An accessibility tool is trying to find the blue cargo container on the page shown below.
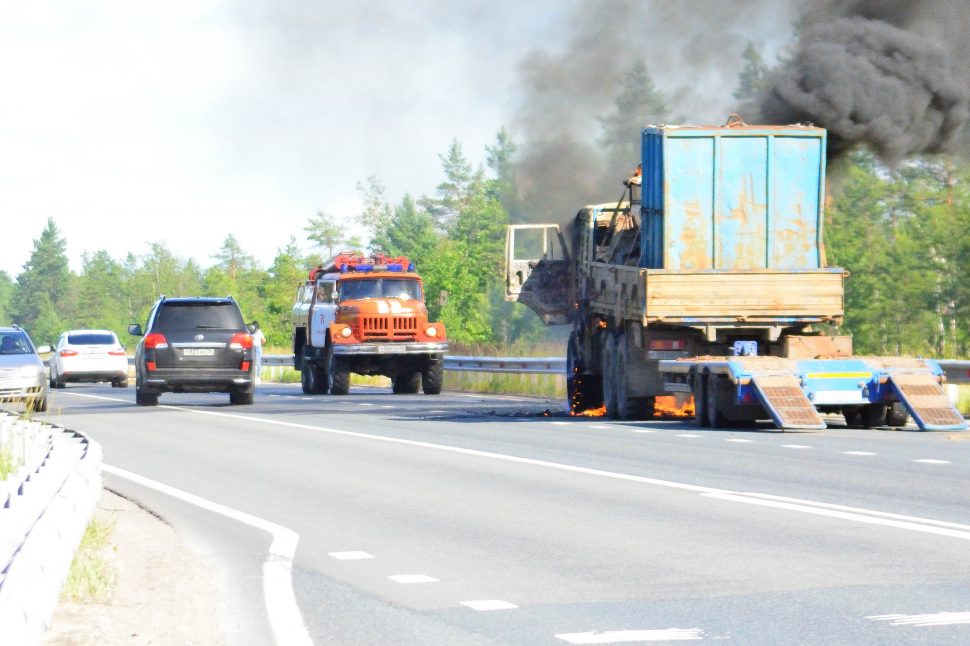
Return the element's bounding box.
[640,124,827,271]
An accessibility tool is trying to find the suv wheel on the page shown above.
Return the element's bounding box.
[229,389,254,405]
[136,385,159,406]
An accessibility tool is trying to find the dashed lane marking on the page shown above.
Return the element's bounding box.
[388,574,439,584]
[676,434,702,438]
[914,459,951,464]
[726,439,754,443]
[588,425,611,430]
[868,611,970,627]
[556,628,705,643]
[69,392,970,544]
[782,444,812,449]
[843,451,877,456]
[328,551,375,560]
[461,600,519,611]
[630,429,656,434]
[102,465,312,646]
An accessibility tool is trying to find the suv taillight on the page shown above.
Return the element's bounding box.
[229,332,253,350]
[145,333,169,349]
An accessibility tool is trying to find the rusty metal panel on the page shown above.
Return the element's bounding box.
[641,124,826,272]
[641,268,844,324]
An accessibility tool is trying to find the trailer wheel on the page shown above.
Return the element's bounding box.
[327,346,350,395]
[602,335,619,419]
[862,403,887,428]
[886,401,908,427]
[843,407,864,428]
[705,375,729,428]
[693,372,709,428]
[421,359,443,395]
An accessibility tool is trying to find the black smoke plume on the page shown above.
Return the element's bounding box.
[758,1,970,161]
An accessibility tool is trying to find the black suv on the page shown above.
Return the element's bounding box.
[128,297,255,406]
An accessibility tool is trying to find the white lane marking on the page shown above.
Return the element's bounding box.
[550,421,570,425]
[101,465,312,646]
[556,628,705,643]
[843,451,877,456]
[676,434,701,438]
[914,459,951,464]
[630,429,656,434]
[461,600,518,611]
[379,405,394,409]
[702,491,970,540]
[358,403,375,407]
[69,393,970,543]
[782,444,812,449]
[588,425,611,430]
[868,611,970,627]
[726,439,754,443]
[388,574,438,583]
[328,551,374,560]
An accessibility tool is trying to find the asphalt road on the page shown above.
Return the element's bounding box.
[39,383,970,645]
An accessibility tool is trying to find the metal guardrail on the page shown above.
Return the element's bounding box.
[940,360,970,385]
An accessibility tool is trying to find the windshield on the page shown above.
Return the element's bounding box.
[0,331,32,355]
[338,278,422,302]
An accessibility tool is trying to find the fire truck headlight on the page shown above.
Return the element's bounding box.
[340,326,353,338]
[425,325,438,337]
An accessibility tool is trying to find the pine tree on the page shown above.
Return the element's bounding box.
[13,218,74,342]
[599,60,669,163]
[733,42,769,101]
[305,211,344,258]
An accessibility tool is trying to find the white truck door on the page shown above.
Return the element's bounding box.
[309,280,337,348]
[504,224,571,325]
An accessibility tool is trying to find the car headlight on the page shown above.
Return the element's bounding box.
[425,326,437,337]
[340,326,353,338]
[19,364,44,378]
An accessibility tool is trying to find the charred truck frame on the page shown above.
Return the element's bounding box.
[505,117,966,431]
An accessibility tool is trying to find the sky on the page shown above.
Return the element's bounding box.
[0,0,793,278]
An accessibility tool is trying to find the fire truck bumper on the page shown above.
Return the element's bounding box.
[331,342,448,356]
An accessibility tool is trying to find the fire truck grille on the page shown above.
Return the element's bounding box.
[360,316,417,340]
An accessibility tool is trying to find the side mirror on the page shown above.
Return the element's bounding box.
[128,323,143,336]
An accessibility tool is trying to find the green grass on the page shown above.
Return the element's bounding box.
[0,449,15,480]
[61,517,117,603]
[958,385,970,416]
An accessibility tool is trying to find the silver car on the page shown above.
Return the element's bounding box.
[0,326,50,412]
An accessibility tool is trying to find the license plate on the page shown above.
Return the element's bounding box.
[376,345,397,354]
[183,348,215,357]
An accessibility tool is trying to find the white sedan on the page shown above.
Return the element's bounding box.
[49,329,130,388]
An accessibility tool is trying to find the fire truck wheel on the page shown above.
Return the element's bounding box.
[886,401,908,427]
[327,348,350,395]
[301,361,327,394]
[393,371,421,394]
[601,335,618,418]
[421,359,443,395]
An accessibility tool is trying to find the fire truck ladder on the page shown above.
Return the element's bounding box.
[750,373,827,430]
[887,373,968,431]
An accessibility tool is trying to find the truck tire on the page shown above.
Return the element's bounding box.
[421,359,444,395]
[886,401,908,427]
[327,347,350,395]
[301,360,328,395]
[616,336,650,420]
[393,371,421,394]
[843,407,863,427]
[566,331,603,413]
[602,335,619,419]
[693,372,709,428]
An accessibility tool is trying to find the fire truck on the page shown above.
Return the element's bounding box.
[292,252,447,395]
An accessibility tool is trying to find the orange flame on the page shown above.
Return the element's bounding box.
[653,394,695,418]
[572,405,607,417]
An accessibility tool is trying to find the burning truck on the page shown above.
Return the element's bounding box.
[505,117,966,431]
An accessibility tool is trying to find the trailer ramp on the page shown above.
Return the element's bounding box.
[751,373,827,430]
[888,373,967,431]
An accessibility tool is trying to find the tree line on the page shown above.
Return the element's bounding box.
[1,50,967,358]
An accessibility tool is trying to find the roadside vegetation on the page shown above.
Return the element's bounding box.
[0,54,966,374]
[61,517,116,603]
